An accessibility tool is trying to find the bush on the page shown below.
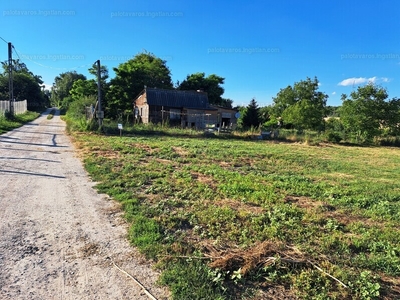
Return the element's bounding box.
[325,131,342,143]
[64,95,100,132]
[66,95,96,120]
[375,136,400,147]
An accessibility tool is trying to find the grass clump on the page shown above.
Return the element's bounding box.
[0,111,40,134]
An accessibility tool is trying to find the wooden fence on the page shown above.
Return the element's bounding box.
[0,100,27,116]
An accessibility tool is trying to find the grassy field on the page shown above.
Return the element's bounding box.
[0,111,40,134]
[72,129,400,299]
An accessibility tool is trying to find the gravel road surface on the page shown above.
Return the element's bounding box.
[0,109,170,299]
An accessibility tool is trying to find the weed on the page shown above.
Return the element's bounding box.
[159,259,227,300]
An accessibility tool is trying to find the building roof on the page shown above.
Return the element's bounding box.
[135,88,216,110]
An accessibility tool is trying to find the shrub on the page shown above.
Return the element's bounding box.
[325,131,342,143]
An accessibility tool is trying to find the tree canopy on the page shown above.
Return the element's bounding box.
[177,72,232,107]
[69,79,97,102]
[339,84,400,141]
[271,77,327,130]
[107,52,173,118]
[0,59,48,110]
[68,64,109,99]
[52,71,87,109]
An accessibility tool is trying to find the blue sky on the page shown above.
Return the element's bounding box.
[1,0,399,107]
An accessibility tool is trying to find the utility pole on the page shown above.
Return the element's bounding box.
[96,60,103,126]
[8,42,14,116]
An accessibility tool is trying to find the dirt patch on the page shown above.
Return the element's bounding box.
[191,171,216,187]
[284,195,387,228]
[380,274,400,300]
[216,198,264,215]
[284,195,324,210]
[172,146,188,156]
[135,143,156,154]
[155,158,173,164]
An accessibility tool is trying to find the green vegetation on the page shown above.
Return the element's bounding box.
[0,59,49,110]
[270,77,327,131]
[177,72,232,107]
[0,111,39,134]
[72,127,400,299]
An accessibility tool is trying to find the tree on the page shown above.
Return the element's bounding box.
[69,79,97,102]
[107,51,173,119]
[177,72,232,107]
[67,65,109,113]
[0,59,48,110]
[52,71,86,109]
[2,59,31,74]
[241,99,261,129]
[384,98,400,135]
[259,106,272,124]
[325,105,340,117]
[339,83,399,141]
[271,77,327,130]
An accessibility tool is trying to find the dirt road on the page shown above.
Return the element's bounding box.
[0,110,170,299]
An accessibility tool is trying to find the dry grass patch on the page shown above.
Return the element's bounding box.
[216,198,265,215]
[172,146,189,156]
[206,240,306,276]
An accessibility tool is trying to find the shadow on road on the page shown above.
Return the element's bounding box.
[0,169,66,179]
[0,157,61,164]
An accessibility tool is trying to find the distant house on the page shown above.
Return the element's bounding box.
[133,88,217,129]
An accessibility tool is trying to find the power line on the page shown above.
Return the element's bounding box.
[0,36,8,44]
[12,46,21,61]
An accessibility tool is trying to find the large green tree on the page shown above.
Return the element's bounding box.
[0,59,48,110]
[177,72,232,107]
[52,71,86,109]
[69,79,97,102]
[339,84,400,141]
[107,52,173,119]
[271,77,327,130]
